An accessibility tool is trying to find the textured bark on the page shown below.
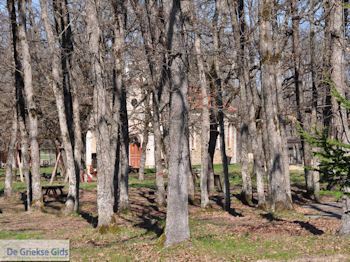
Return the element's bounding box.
[5,110,17,198]
[329,0,350,144]
[18,0,42,209]
[163,0,190,247]
[86,0,114,226]
[271,6,292,201]
[132,0,165,204]
[227,0,253,205]
[7,0,29,205]
[112,0,129,211]
[40,0,78,213]
[309,0,320,201]
[338,195,350,235]
[290,0,313,196]
[212,0,230,211]
[153,92,166,206]
[259,0,292,211]
[182,0,210,208]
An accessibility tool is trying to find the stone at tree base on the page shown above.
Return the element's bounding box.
[337,195,350,236]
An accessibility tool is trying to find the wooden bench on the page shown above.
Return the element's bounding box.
[42,185,65,202]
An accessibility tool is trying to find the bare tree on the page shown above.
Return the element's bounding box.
[18,0,42,209]
[163,0,190,247]
[86,0,115,227]
[258,0,292,211]
[40,0,78,213]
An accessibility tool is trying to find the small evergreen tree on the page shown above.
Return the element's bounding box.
[299,81,350,235]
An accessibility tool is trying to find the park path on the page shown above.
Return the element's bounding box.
[303,202,342,219]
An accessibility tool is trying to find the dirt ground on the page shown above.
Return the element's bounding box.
[0,173,349,261]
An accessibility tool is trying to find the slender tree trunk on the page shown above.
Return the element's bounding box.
[112,0,129,211]
[212,0,230,211]
[309,0,320,201]
[86,0,115,227]
[18,0,42,209]
[290,0,313,197]
[139,118,149,181]
[153,92,166,206]
[227,0,253,205]
[163,0,190,247]
[258,0,292,211]
[5,110,17,198]
[182,0,210,208]
[208,112,218,192]
[40,0,77,213]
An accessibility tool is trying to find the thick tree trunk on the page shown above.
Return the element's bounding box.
[338,195,350,235]
[163,0,190,247]
[259,0,292,212]
[18,0,42,209]
[330,0,350,144]
[86,0,115,227]
[40,0,78,213]
[5,110,17,198]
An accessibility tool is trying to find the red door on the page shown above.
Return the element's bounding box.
[129,137,141,168]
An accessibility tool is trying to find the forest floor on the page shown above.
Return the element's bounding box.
[0,165,350,261]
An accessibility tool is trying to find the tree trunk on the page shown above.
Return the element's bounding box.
[182,0,210,208]
[338,195,350,235]
[86,0,115,227]
[18,0,42,209]
[208,112,218,193]
[212,0,230,211]
[112,0,129,211]
[258,0,292,212]
[5,110,17,198]
[227,0,254,205]
[330,0,350,144]
[153,92,166,206]
[290,0,313,197]
[163,0,190,247]
[40,0,78,213]
[139,118,149,181]
[309,0,320,202]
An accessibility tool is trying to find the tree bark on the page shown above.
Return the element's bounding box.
[309,0,320,202]
[86,0,115,227]
[18,0,42,209]
[112,0,129,211]
[290,0,313,197]
[182,0,210,208]
[212,0,230,211]
[163,0,190,247]
[40,0,78,213]
[5,110,17,198]
[258,0,292,211]
[330,0,350,144]
[337,195,350,235]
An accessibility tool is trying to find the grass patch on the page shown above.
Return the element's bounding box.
[0,231,43,240]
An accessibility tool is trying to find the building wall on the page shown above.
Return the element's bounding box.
[189,122,237,166]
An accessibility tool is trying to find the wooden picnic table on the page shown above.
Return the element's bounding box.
[42,185,65,201]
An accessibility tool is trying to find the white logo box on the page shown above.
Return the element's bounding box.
[0,240,69,261]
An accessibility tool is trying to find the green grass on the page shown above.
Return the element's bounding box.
[0,231,44,240]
